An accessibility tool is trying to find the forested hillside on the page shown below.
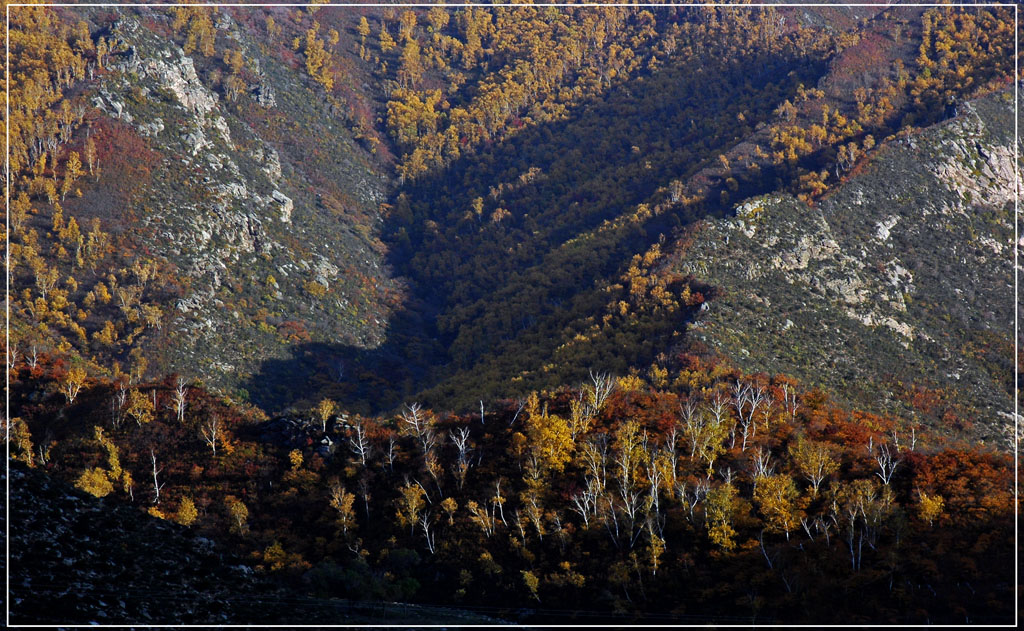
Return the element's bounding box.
[8,352,1015,623]
[5,2,400,399]
[4,2,1019,625]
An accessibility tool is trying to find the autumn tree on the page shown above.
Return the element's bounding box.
[226,496,249,533]
[395,481,426,535]
[917,491,943,526]
[427,7,450,33]
[96,37,108,69]
[398,10,417,42]
[303,22,334,90]
[753,474,801,540]
[174,6,216,57]
[61,363,87,404]
[357,16,371,45]
[705,482,738,550]
[76,467,114,497]
[10,192,31,233]
[645,521,666,576]
[398,40,423,88]
[789,436,838,496]
[126,389,154,425]
[177,497,198,526]
[315,398,336,432]
[329,480,357,536]
[379,22,396,53]
[82,136,97,177]
[441,496,458,524]
[8,417,34,466]
[521,391,573,475]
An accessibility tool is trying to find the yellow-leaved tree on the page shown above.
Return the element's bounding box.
[705,482,739,551]
[226,496,249,533]
[788,435,838,496]
[315,398,336,431]
[918,491,944,527]
[61,363,87,404]
[329,480,357,536]
[395,482,426,535]
[754,474,802,540]
[521,391,574,475]
[76,467,114,497]
[177,497,198,526]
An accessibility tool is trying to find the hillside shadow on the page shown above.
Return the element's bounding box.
[244,40,831,416]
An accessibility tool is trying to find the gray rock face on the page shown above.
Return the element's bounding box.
[932,103,1018,209]
[136,52,218,120]
[253,145,282,183]
[94,89,131,122]
[253,80,277,108]
[271,190,293,223]
[874,216,898,241]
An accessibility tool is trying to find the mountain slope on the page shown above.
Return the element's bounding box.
[677,90,1018,444]
[7,5,399,402]
[7,4,1014,419]
[97,10,401,387]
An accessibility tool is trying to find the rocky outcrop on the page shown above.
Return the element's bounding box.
[252,78,277,108]
[271,190,293,222]
[138,53,218,119]
[931,102,1017,210]
[256,416,339,458]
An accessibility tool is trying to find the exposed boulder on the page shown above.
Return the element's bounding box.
[271,190,293,223]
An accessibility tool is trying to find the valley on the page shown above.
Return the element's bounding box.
[4,2,1019,625]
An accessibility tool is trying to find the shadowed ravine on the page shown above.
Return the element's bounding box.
[245,42,830,415]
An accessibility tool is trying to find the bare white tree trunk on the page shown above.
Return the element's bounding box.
[172,377,188,424]
[111,383,128,429]
[150,449,164,505]
[200,415,221,456]
[419,511,436,554]
[874,442,901,485]
[349,420,372,466]
[751,446,774,484]
[587,369,616,413]
[7,344,19,371]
